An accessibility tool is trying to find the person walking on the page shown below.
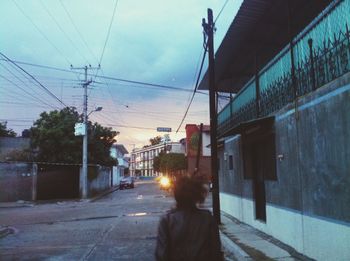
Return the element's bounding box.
[155,175,223,261]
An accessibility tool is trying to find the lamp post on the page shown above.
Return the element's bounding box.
[81,106,103,199]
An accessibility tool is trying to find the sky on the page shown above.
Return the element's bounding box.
[0,0,242,152]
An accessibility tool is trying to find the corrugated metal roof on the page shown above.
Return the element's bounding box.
[198,0,332,92]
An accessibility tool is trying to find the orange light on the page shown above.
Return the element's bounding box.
[160,176,170,188]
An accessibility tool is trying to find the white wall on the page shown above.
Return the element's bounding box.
[202,132,211,156]
[220,192,350,261]
[112,166,123,186]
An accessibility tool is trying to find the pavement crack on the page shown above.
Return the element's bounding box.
[82,224,115,261]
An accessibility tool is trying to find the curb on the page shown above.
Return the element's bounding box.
[0,202,34,208]
[88,186,119,202]
[220,231,252,261]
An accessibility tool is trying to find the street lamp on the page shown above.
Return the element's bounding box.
[81,106,103,199]
[88,106,103,116]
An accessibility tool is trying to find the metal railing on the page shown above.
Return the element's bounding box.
[218,0,350,136]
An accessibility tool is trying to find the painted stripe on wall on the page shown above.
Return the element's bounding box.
[276,83,350,121]
[225,135,240,143]
[220,192,350,261]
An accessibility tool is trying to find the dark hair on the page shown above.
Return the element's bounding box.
[173,175,207,209]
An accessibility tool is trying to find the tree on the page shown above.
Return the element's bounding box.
[0,122,16,137]
[153,152,187,177]
[30,107,118,166]
[149,136,162,145]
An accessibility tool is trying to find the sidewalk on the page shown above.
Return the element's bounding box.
[219,212,310,261]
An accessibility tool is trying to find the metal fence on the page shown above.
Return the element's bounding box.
[218,0,350,136]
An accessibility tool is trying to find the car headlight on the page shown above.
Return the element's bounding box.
[160,177,170,187]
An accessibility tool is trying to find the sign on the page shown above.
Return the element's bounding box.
[157,127,172,132]
[74,123,86,136]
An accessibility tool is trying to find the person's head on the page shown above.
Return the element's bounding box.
[173,175,208,209]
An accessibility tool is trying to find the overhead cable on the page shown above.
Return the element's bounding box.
[175,45,208,133]
[0,52,68,107]
[13,0,72,65]
[0,59,205,94]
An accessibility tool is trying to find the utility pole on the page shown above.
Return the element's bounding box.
[71,65,99,199]
[203,8,221,224]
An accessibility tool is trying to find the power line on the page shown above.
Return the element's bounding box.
[39,0,90,64]
[175,45,208,133]
[99,0,119,66]
[0,101,49,108]
[0,59,205,94]
[214,0,230,24]
[0,74,59,109]
[0,63,56,105]
[175,0,231,133]
[0,52,68,107]
[12,0,72,66]
[59,0,99,63]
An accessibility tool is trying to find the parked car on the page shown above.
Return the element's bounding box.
[119,177,134,189]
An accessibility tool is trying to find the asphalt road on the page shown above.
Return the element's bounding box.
[0,181,178,260]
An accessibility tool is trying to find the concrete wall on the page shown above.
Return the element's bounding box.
[219,74,350,260]
[85,166,111,197]
[37,165,79,200]
[0,163,36,202]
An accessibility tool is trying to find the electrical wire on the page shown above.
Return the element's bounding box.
[59,0,99,63]
[175,0,232,133]
[175,45,208,133]
[0,59,204,94]
[0,52,68,107]
[39,0,90,64]
[0,74,59,109]
[12,0,72,66]
[0,63,54,105]
[99,0,119,67]
[214,0,230,24]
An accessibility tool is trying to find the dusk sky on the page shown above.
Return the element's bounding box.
[0,0,242,152]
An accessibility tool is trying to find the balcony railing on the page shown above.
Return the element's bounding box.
[218,0,350,137]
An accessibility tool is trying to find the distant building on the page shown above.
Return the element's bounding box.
[130,141,185,177]
[185,124,211,180]
[110,144,129,186]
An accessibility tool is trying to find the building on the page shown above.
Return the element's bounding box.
[199,0,350,260]
[130,141,185,177]
[185,124,211,179]
[110,144,129,186]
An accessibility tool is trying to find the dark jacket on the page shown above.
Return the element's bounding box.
[155,207,223,261]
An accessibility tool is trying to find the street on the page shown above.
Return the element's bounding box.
[0,181,186,260]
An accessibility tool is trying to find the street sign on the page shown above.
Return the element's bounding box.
[157,127,172,132]
[74,123,86,136]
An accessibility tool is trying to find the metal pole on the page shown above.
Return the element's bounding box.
[194,123,203,176]
[255,54,260,117]
[82,66,88,199]
[207,8,221,224]
[308,38,316,91]
[287,0,298,119]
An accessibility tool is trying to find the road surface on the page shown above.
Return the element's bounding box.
[0,180,216,260]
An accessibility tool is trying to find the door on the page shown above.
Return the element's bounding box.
[252,143,266,222]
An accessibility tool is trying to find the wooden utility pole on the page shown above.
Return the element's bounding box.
[203,8,221,224]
